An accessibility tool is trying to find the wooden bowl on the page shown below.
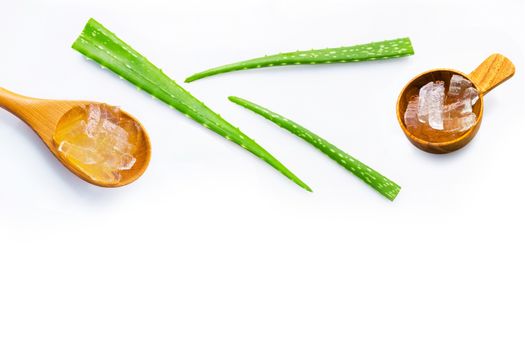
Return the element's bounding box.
[396,54,515,154]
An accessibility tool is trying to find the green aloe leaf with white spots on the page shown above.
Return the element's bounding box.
[72,18,311,192]
[185,38,414,82]
[228,96,401,201]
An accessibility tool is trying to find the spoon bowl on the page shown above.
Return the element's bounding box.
[0,88,151,187]
[396,54,515,154]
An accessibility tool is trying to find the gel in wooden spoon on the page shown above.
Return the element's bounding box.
[0,87,151,187]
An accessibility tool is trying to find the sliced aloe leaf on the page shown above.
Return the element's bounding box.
[229,96,401,201]
[186,38,414,82]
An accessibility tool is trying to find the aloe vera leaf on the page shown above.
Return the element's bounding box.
[228,96,401,201]
[185,38,414,82]
[72,18,311,192]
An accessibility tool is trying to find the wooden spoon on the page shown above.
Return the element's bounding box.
[396,54,515,154]
[0,87,151,187]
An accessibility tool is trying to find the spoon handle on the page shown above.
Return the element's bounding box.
[0,87,33,118]
[0,88,69,142]
[0,87,16,109]
[468,54,515,95]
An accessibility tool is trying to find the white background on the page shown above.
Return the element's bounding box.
[1,0,524,349]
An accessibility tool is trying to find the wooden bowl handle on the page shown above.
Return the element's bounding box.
[468,54,515,95]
